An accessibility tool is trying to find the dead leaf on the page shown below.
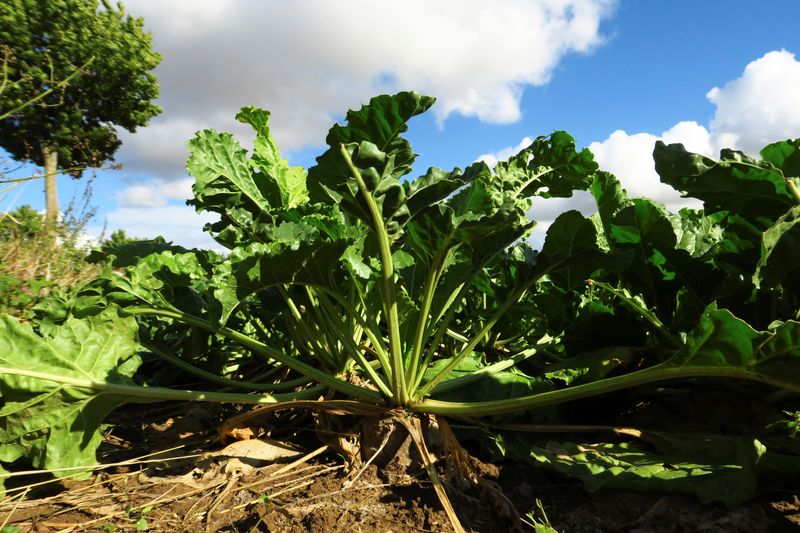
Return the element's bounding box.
[214,438,302,465]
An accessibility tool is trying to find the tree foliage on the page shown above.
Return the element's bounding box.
[0,0,161,224]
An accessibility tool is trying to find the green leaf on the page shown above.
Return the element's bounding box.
[667,305,800,392]
[510,432,766,505]
[187,128,270,214]
[187,110,313,248]
[654,141,796,217]
[493,131,598,198]
[759,138,800,178]
[87,237,188,267]
[308,92,435,236]
[404,163,488,220]
[756,320,800,387]
[230,240,351,298]
[0,307,142,488]
[236,106,309,209]
[755,204,800,289]
[670,304,761,368]
[539,210,603,289]
[544,346,637,386]
[424,353,554,403]
[590,171,629,243]
[670,209,726,258]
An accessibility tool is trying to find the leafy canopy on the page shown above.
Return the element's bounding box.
[1,93,800,506]
[0,0,161,172]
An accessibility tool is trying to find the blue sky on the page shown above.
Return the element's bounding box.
[3,0,800,249]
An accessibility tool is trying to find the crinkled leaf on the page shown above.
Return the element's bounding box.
[755,204,800,289]
[509,433,766,505]
[545,346,637,386]
[666,305,800,392]
[230,240,350,299]
[601,199,719,326]
[654,141,796,217]
[493,131,598,198]
[236,106,309,209]
[759,138,800,178]
[0,308,142,488]
[424,353,554,403]
[670,304,761,369]
[404,162,488,220]
[590,171,629,236]
[308,92,434,237]
[187,128,270,213]
[756,320,800,388]
[670,209,726,258]
[187,111,310,248]
[87,237,189,267]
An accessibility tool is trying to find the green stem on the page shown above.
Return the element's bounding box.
[407,254,445,388]
[0,366,323,404]
[123,306,382,403]
[786,177,800,205]
[428,344,543,395]
[302,286,343,368]
[316,294,393,398]
[277,286,335,368]
[413,364,800,416]
[142,340,312,392]
[281,281,392,378]
[339,144,407,405]
[418,286,527,397]
[413,282,470,392]
[445,328,469,343]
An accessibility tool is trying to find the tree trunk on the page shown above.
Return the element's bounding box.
[42,145,59,230]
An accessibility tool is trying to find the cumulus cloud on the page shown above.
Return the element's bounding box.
[707,49,800,155]
[115,178,194,207]
[90,205,221,251]
[482,49,800,227]
[589,50,800,210]
[101,178,219,249]
[476,136,534,168]
[118,0,617,178]
[589,124,704,211]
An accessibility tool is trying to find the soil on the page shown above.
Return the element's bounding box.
[1,402,798,533]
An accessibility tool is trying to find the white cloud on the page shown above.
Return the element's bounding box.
[589,127,703,211]
[589,51,800,210]
[115,178,194,208]
[707,50,800,155]
[484,49,800,225]
[118,0,617,178]
[117,118,208,178]
[661,121,714,156]
[116,185,167,207]
[92,205,221,251]
[476,136,534,168]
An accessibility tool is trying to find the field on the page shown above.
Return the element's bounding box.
[2,401,798,532]
[1,92,800,531]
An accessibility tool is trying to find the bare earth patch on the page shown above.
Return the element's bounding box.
[1,402,797,532]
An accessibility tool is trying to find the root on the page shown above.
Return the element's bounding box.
[437,417,523,531]
[398,415,467,533]
[218,402,523,531]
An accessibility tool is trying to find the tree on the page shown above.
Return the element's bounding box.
[0,0,161,228]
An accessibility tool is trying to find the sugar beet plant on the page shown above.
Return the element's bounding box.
[1,92,800,510]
